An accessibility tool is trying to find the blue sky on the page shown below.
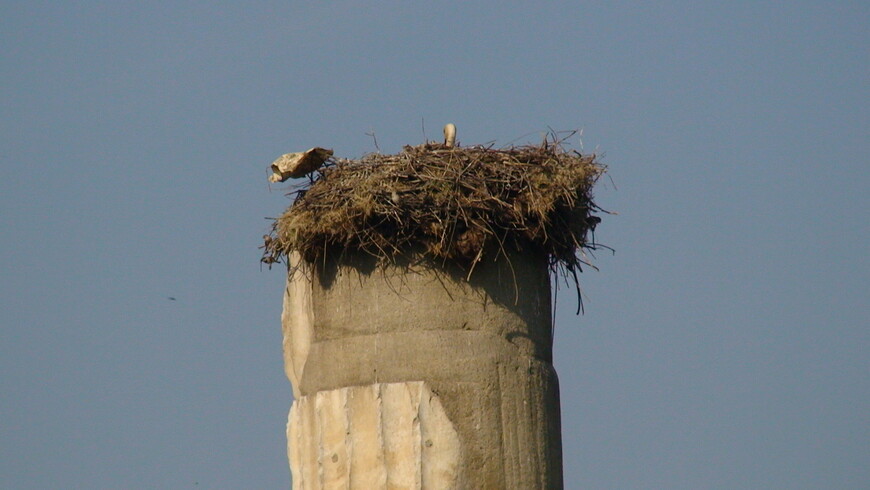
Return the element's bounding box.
[1,1,867,488]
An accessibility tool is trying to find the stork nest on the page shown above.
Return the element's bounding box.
[262,136,608,284]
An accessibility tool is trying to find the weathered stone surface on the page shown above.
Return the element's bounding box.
[288,382,460,490]
[282,249,563,488]
[282,252,313,400]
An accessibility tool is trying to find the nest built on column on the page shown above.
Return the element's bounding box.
[262,133,608,293]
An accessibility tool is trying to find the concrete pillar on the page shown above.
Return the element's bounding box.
[281,248,563,489]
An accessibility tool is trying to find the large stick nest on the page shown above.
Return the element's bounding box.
[262,135,608,282]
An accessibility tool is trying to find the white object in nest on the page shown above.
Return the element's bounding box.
[443,123,456,148]
[268,147,333,182]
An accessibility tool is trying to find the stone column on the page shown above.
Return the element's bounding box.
[281,248,563,489]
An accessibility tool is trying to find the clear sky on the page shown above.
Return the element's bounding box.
[1,1,867,488]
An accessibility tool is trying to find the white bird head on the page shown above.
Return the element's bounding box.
[443,123,456,148]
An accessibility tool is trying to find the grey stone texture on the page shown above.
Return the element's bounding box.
[282,248,563,489]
